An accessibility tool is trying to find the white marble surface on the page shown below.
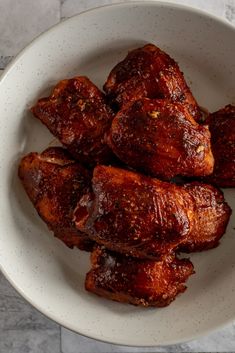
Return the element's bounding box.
[0,0,235,352]
[0,0,60,68]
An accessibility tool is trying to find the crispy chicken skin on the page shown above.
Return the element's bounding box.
[31,76,114,166]
[18,147,93,250]
[107,99,214,179]
[204,105,235,187]
[85,247,194,307]
[74,166,231,259]
[104,43,201,121]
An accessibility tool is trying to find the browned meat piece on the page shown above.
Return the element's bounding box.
[104,43,201,122]
[75,166,231,259]
[85,247,194,307]
[179,182,231,252]
[107,99,214,180]
[31,76,114,166]
[18,147,93,250]
[204,105,235,187]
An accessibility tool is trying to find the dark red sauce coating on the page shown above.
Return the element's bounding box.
[204,104,235,187]
[18,147,93,250]
[104,43,202,122]
[86,247,194,307]
[107,98,214,179]
[31,76,114,166]
[75,166,231,259]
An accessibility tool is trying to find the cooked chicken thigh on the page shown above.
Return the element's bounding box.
[104,43,201,121]
[107,98,214,179]
[18,147,93,250]
[204,105,235,187]
[75,166,231,259]
[86,247,194,307]
[31,76,114,166]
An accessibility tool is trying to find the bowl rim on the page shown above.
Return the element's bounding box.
[1,0,235,87]
[0,1,235,347]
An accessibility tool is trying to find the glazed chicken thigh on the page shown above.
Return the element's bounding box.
[31,76,114,166]
[86,247,194,307]
[75,166,231,259]
[107,98,214,179]
[18,147,93,250]
[104,43,202,122]
[204,105,235,187]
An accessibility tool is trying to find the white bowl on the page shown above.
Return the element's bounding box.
[0,1,235,347]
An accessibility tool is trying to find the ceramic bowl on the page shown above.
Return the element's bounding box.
[0,1,235,346]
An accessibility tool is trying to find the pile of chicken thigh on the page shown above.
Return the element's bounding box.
[19,44,234,307]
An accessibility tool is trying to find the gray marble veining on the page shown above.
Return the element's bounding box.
[0,329,60,353]
[0,56,13,70]
[225,0,235,23]
[61,324,235,353]
[0,272,60,353]
[1,1,235,353]
[0,0,60,57]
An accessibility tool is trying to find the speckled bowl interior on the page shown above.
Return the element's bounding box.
[0,1,235,346]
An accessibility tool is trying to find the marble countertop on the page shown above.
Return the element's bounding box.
[0,1,235,352]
